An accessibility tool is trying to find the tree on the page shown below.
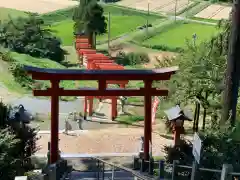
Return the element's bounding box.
[167,39,226,127]
[73,0,107,48]
[0,14,65,62]
[221,4,240,126]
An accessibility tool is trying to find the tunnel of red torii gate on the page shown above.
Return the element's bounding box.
[24,65,178,164]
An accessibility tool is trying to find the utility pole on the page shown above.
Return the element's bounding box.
[108,12,111,55]
[222,0,240,126]
[186,0,190,17]
[174,0,178,22]
[146,0,150,35]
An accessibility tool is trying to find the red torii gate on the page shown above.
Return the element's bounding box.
[24,65,178,164]
[85,63,128,120]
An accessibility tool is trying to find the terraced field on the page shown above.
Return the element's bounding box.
[195,4,231,20]
[0,0,78,14]
[115,0,193,14]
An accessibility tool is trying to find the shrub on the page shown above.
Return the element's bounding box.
[0,102,39,179]
[163,127,240,180]
[9,62,35,89]
[115,51,150,66]
[0,14,66,62]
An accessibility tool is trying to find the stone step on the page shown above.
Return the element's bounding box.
[68,170,134,179]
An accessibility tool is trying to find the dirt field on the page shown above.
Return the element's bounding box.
[109,43,176,69]
[0,0,78,14]
[195,4,231,20]
[116,0,193,14]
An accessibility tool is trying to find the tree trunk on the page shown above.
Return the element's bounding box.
[88,32,96,49]
[221,1,240,126]
[195,102,200,132]
[202,91,208,131]
[88,32,93,49]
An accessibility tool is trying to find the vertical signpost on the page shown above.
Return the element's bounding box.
[191,132,202,180]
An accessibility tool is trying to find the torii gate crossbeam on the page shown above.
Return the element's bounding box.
[24,65,178,163]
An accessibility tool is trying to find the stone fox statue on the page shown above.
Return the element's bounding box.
[64,114,73,134]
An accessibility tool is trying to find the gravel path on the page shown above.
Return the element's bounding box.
[36,128,173,156]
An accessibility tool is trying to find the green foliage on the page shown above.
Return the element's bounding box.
[0,14,65,62]
[52,15,158,46]
[0,128,20,179]
[142,22,218,50]
[9,62,35,89]
[102,0,121,2]
[140,44,184,53]
[39,3,162,23]
[0,7,27,21]
[41,7,75,24]
[73,0,107,35]
[0,102,38,179]
[164,125,240,180]
[117,115,144,124]
[115,51,150,66]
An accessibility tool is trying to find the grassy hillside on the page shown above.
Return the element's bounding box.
[0,7,27,20]
[41,3,163,24]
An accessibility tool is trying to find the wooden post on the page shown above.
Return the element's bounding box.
[50,80,60,164]
[144,80,153,160]
[102,162,105,180]
[190,160,198,180]
[97,160,100,180]
[173,127,180,147]
[84,97,88,119]
[111,166,115,180]
[159,160,165,180]
[220,164,233,180]
[172,160,178,180]
[89,98,94,116]
[112,98,117,121]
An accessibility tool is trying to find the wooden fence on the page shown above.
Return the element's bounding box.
[157,160,240,180]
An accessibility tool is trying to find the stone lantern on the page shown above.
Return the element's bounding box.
[164,105,192,146]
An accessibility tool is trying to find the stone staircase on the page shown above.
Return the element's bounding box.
[15,155,154,180]
[68,170,136,180]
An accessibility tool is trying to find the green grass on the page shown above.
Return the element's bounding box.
[0,7,27,21]
[190,17,220,24]
[0,51,97,100]
[10,52,65,69]
[143,22,218,49]
[41,3,163,24]
[51,15,159,46]
[116,115,144,125]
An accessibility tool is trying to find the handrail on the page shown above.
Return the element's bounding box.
[92,157,153,180]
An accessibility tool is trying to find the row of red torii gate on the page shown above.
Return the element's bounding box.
[24,34,178,164]
[75,34,128,121]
